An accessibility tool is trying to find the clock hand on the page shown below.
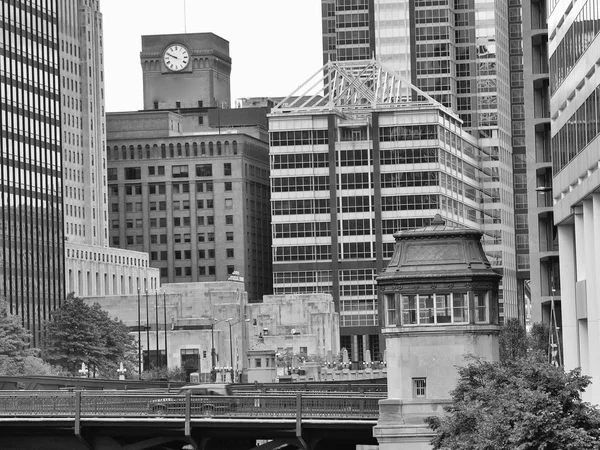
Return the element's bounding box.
[167,53,179,59]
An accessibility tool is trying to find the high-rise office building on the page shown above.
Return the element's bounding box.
[269,60,491,360]
[59,0,160,298]
[1,0,65,345]
[523,0,554,325]
[106,33,272,301]
[549,0,600,403]
[321,0,519,320]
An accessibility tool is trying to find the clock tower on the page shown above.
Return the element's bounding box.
[140,33,231,110]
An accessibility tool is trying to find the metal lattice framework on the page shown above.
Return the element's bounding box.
[272,59,455,116]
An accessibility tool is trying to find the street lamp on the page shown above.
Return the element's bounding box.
[207,317,231,382]
[225,318,250,383]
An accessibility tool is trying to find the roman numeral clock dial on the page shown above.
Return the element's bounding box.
[163,44,189,72]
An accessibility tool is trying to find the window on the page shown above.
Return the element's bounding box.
[401,293,468,325]
[225,215,233,225]
[172,165,189,178]
[227,265,235,274]
[224,181,232,191]
[474,292,489,323]
[224,163,232,176]
[196,164,212,177]
[255,358,262,368]
[124,167,141,180]
[226,248,234,258]
[208,266,216,275]
[385,294,396,326]
[207,216,214,225]
[199,266,206,276]
[226,232,234,241]
[225,198,233,209]
[413,378,426,398]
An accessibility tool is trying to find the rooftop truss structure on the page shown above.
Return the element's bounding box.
[272,59,457,117]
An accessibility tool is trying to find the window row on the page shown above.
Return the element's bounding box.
[380,147,438,165]
[273,270,333,286]
[384,291,490,326]
[271,176,330,192]
[274,245,332,262]
[381,171,438,188]
[273,222,331,239]
[271,152,328,170]
[379,125,438,142]
[550,0,600,93]
[552,84,600,173]
[381,194,440,211]
[107,141,239,160]
[270,130,328,147]
[272,198,330,216]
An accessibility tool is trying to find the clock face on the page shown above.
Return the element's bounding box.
[163,44,189,72]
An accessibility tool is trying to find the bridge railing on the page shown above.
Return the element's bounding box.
[0,391,380,419]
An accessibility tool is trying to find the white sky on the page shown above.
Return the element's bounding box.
[101,0,323,112]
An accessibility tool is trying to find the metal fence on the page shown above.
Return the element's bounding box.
[0,391,380,419]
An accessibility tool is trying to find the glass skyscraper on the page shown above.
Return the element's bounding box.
[1,0,65,345]
[321,0,520,320]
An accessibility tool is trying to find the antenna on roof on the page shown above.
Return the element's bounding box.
[183,0,187,33]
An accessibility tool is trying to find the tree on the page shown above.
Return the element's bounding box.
[0,300,61,376]
[499,317,528,362]
[43,295,138,377]
[425,355,600,449]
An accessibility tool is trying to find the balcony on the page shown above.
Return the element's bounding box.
[530,0,548,32]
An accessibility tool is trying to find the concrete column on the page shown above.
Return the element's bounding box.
[557,223,578,371]
[589,194,600,404]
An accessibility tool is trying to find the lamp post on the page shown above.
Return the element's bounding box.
[137,288,141,377]
[145,289,150,369]
[208,317,231,382]
[225,318,250,383]
[155,290,159,367]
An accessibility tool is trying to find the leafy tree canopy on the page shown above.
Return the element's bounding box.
[0,300,61,376]
[42,294,138,378]
[426,355,600,450]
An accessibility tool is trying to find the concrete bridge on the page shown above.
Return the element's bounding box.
[0,390,381,450]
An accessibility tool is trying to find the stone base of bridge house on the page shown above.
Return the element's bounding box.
[373,398,447,450]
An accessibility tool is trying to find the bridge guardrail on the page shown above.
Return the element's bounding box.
[0,391,380,419]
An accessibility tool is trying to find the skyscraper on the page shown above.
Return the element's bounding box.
[1,0,65,345]
[549,0,600,403]
[59,0,160,298]
[320,0,519,320]
[270,60,491,360]
[59,0,108,247]
[106,33,272,301]
[523,0,554,325]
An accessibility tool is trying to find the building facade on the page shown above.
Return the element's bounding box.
[106,111,272,301]
[269,60,491,361]
[106,32,272,301]
[549,0,600,404]
[1,0,65,345]
[523,0,557,326]
[59,0,160,300]
[321,0,519,321]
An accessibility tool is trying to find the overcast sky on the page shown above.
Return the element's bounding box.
[101,0,323,112]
